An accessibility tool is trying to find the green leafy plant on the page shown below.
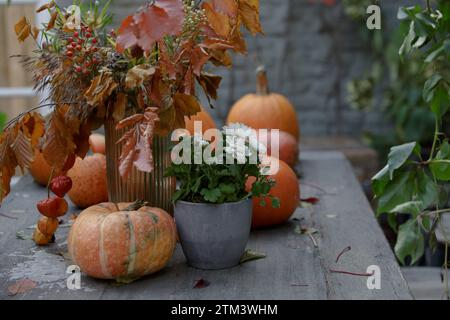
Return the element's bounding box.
[166,124,279,207]
[344,0,436,162]
[372,1,450,298]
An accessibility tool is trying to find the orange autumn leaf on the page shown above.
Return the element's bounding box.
[212,0,238,18]
[14,16,31,42]
[36,1,55,13]
[125,65,156,89]
[117,0,184,52]
[84,70,118,107]
[116,108,160,179]
[238,0,263,35]
[47,11,58,31]
[202,2,231,38]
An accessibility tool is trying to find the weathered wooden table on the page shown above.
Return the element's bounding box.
[0,151,412,300]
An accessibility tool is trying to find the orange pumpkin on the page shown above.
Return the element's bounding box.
[67,154,108,209]
[88,133,106,155]
[184,106,217,135]
[29,150,53,186]
[246,158,300,229]
[29,151,75,186]
[227,66,300,141]
[258,130,299,167]
[68,202,177,280]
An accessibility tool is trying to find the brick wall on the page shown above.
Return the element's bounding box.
[103,0,420,137]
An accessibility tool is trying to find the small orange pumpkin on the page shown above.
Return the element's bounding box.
[258,130,299,167]
[88,133,106,154]
[227,66,300,141]
[67,154,108,209]
[68,202,177,280]
[184,106,217,135]
[246,158,300,229]
[29,150,54,186]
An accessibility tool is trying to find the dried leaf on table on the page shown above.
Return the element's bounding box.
[295,225,319,235]
[301,197,320,205]
[8,278,36,296]
[193,278,210,289]
[15,16,31,42]
[240,250,266,264]
[16,230,32,240]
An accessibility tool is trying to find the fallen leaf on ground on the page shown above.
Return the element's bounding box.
[16,230,32,240]
[240,250,266,264]
[301,197,320,205]
[193,278,210,289]
[295,225,318,235]
[8,278,36,296]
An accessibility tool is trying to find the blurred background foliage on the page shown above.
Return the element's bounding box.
[344,0,440,162]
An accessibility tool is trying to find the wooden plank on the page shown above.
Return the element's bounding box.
[0,151,412,300]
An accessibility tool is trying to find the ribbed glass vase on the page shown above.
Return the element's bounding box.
[104,118,176,214]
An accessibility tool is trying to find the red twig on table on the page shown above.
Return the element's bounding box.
[329,269,374,277]
[335,246,352,263]
[300,181,336,196]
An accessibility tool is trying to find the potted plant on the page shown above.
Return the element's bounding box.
[166,124,279,270]
[0,0,263,225]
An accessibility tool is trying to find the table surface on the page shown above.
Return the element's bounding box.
[0,151,412,300]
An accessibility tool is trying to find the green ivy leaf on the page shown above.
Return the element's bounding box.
[387,142,417,179]
[389,201,424,217]
[430,84,450,118]
[372,165,389,197]
[416,169,439,208]
[377,170,415,215]
[395,219,425,265]
[423,74,442,103]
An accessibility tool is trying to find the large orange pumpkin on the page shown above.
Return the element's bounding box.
[67,154,108,208]
[258,130,299,167]
[184,106,217,135]
[227,66,300,141]
[246,158,300,229]
[68,202,177,280]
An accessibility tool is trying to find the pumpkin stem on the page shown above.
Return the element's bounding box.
[256,65,270,96]
[124,200,149,211]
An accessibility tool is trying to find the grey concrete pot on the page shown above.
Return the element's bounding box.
[174,199,252,270]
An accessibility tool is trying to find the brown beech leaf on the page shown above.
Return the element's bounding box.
[208,49,232,67]
[238,0,263,35]
[117,108,159,179]
[8,278,36,296]
[40,107,76,171]
[32,26,40,40]
[113,92,128,122]
[197,73,222,101]
[10,130,34,170]
[118,0,184,52]
[125,65,156,89]
[15,16,31,42]
[84,70,118,107]
[191,47,210,77]
[0,130,18,203]
[173,93,201,129]
[36,1,55,13]
[203,2,231,38]
[212,0,238,18]
[21,112,45,147]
